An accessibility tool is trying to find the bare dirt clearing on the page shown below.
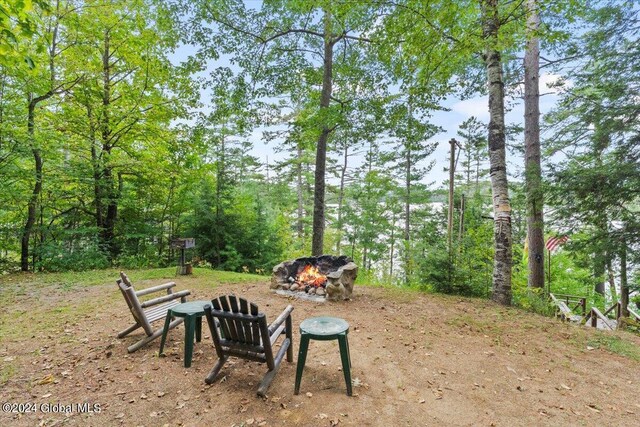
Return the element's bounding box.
[1,268,638,426]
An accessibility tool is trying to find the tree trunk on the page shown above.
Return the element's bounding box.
[404,108,411,283]
[620,236,629,317]
[362,246,368,272]
[482,0,512,305]
[389,210,395,279]
[0,72,5,149]
[524,0,545,291]
[335,141,348,252]
[458,193,465,244]
[607,256,617,301]
[296,142,304,239]
[87,104,105,234]
[311,10,334,256]
[21,100,43,271]
[448,138,456,254]
[594,255,606,296]
[99,29,119,260]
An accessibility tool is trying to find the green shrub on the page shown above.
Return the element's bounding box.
[115,253,163,269]
[36,241,110,272]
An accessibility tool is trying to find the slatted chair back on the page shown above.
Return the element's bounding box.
[117,279,154,336]
[115,272,191,353]
[120,271,133,286]
[204,295,294,396]
[117,278,136,315]
[209,296,271,363]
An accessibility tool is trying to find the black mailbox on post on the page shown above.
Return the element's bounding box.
[171,238,195,275]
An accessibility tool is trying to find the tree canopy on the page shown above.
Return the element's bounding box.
[0,0,638,313]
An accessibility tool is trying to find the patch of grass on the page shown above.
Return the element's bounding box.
[0,363,16,385]
[0,267,264,290]
[585,333,640,361]
[0,267,267,339]
[0,300,103,340]
[187,268,265,284]
[446,313,503,334]
[380,286,421,304]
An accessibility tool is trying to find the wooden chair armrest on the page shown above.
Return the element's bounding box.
[268,305,294,335]
[135,282,176,297]
[140,290,190,308]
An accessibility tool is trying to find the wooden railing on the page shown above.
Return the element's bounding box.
[551,294,639,330]
[549,293,574,321]
[585,301,639,330]
[584,306,616,330]
[552,293,587,316]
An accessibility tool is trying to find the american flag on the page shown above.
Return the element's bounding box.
[545,235,569,252]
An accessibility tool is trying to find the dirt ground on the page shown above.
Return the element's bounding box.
[1,269,639,427]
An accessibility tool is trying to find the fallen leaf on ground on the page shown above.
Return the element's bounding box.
[38,374,55,385]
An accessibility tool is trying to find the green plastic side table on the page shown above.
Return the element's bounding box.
[294,316,352,396]
[159,300,208,368]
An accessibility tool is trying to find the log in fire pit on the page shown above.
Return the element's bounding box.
[270,255,358,302]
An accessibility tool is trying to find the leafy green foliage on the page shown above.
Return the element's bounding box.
[188,179,284,273]
[0,0,637,329]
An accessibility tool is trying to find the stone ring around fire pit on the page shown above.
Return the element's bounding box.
[271,255,358,302]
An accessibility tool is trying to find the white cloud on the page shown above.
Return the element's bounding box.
[450,96,490,121]
[539,72,571,95]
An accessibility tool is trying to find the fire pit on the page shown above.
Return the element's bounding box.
[270,255,358,302]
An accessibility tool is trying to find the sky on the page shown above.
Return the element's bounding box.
[169,27,564,190]
[241,73,563,188]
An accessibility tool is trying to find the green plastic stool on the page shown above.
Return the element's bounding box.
[294,316,352,396]
[159,300,208,367]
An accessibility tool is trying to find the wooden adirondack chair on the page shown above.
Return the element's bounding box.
[117,272,191,353]
[203,295,294,397]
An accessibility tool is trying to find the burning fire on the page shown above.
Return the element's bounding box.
[296,264,327,288]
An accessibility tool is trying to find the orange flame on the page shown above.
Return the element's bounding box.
[297,265,327,287]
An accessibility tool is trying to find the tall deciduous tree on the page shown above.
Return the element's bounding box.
[481,0,512,305]
[20,0,80,271]
[183,0,377,256]
[66,0,190,260]
[524,0,544,290]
